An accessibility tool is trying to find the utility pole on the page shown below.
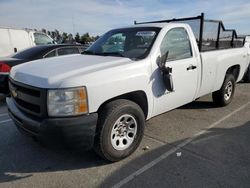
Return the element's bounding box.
[72,15,76,35]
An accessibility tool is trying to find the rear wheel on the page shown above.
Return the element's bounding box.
[212,74,235,106]
[94,99,145,162]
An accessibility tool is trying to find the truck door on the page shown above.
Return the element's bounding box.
[152,27,199,116]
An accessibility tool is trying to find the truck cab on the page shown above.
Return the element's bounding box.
[243,36,250,82]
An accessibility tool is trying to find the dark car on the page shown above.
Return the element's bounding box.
[0,44,86,94]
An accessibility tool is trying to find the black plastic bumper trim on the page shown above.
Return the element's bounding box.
[7,97,98,150]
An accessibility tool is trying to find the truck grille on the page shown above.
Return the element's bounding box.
[9,79,47,118]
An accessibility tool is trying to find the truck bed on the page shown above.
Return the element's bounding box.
[198,47,248,97]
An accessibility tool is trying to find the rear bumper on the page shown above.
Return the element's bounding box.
[7,97,98,150]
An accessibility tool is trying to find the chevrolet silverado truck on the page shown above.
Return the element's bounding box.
[7,14,249,161]
[244,36,250,82]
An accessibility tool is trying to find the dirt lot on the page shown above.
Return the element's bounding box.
[0,83,249,188]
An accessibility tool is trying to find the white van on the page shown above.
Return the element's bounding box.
[0,27,54,57]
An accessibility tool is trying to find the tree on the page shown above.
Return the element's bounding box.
[41,28,47,34]
[94,35,100,41]
[54,29,60,36]
[75,32,80,43]
[68,33,74,44]
[62,32,68,43]
[80,32,91,44]
[30,27,99,44]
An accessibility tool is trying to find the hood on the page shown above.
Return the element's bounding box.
[10,54,132,88]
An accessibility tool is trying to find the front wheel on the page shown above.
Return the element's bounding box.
[94,99,145,162]
[212,74,235,106]
[244,65,250,83]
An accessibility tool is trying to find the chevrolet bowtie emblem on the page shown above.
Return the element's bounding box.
[11,89,18,98]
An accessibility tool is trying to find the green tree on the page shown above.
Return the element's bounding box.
[62,32,68,39]
[75,32,80,43]
[54,29,60,36]
[62,32,68,43]
[94,35,100,41]
[41,28,47,34]
[80,33,90,44]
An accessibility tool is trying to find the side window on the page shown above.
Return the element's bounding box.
[57,47,80,56]
[43,50,56,58]
[160,28,192,61]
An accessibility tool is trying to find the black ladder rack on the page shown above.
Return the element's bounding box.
[134,13,245,52]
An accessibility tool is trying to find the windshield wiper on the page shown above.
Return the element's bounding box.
[101,52,126,58]
[82,50,96,55]
[82,51,128,58]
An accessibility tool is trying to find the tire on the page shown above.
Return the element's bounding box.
[244,65,250,83]
[94,99,145,162]
[212,74,235,107]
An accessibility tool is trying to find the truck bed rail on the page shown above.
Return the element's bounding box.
[134,13,245,52]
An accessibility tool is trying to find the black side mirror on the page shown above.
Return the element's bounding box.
[158,51,174,92]
[158,51,169,70]
[162,73,174,92]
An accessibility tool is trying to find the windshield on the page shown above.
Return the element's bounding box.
[84,27,161,60]
[34,33,54,45]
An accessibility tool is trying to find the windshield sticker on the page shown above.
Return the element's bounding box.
[136,31,156,37]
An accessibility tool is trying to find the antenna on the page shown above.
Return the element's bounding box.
[72,15,76,35]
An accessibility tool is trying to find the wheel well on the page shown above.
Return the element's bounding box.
[226,65,240,81]
[97,91,148,119]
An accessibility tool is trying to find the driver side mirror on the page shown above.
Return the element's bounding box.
[158,51,169,71]
[157,51,174,92]
[162,73,174,92]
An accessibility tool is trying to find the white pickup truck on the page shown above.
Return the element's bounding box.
[7,14,249,161]
[244,36,250,82]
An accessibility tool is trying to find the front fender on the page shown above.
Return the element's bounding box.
[75,59,153,117]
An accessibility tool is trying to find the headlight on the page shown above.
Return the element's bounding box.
[47,87,88,117]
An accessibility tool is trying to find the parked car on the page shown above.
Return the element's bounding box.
[0,44,85,93]
[0,27,56,57]
[7,14,249,161]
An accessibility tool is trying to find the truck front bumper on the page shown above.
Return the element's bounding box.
[0,74,9,94]
[7,97,98,150]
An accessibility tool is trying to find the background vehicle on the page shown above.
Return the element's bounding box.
[0,44,85,93]
[0,27,55,57]
[7,14,249,161]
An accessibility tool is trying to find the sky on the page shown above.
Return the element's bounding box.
[0,0,249,36]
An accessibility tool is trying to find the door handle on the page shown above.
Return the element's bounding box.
[187,65,197,71]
